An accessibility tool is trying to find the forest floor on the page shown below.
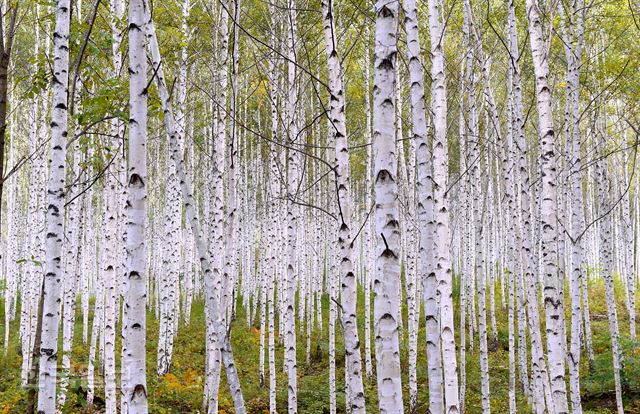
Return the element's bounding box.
[1,276,640,413]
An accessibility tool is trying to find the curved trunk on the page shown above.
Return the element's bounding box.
[145,9,246,413]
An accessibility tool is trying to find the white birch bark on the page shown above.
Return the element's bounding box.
[525,2,570,411]
[284,0,299,408]
[560,1,586,411]
[36,1,70,411]
[58,133,81,413]
[80,194,90,346]
[267,10,280,409]
[507,1,552,410]
[258,240,266,386]
[597,131,624,414]
[427,0,460,410]
[58,0,85,401]
[475,180,491,414]
[394,75,405,339]
[320,0,366,410]
[458,82,469,411]
[328,142,338,414]
[226,0,241,326]
[207,0,231,406]
[87,258,104,409]
[508,258,517,414]
[372,0,404,409]
[103,168,119,413]
[505,3,532,402]
[20,28,42,380]
[464,20,491,407]
[3,96,19,352]
[178,0,193,325]
[121,0,149,411]
[401,0,442,408]
[363,24,374,380]
[582,259,594,371]
[157,148,180,375]
[504,32,518,412]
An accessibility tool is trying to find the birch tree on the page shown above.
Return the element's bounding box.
[121,0,149,411]
[36,1,71,411]
[284,0,299,408]
[321,0,366,410]
[526,1,570,411]
[560,0,586,411]
[428,0,460,410]
[597,125,624,414]
[507,0,552,410]
[401,0,442,409]
[372,0,404,409]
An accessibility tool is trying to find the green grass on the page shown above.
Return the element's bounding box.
[1,273,640,413]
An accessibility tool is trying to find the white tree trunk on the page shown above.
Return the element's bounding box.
[320,0,366,410]
[37,1,71,411]
[372,0,404,409]
[507,1,551,410]
[559,1,586,411]
[103,169,119,413]
[458,87,469,412]
[121,0,149,411]
[402,0,442,409]
[178,0,193,325]
[59,136,81,412]
[284,0,299,408]
[427,0,460,410]
[87,262,104,408]
[597,135,624,414]
[508,262,517,414]
[362,25,374,380]
[504,31,518,412]
[525,2,570,411]
[267,10,280,409]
